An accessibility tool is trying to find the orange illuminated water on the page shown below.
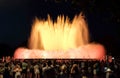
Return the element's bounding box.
[28,14,89,51]
[14,13,106,60]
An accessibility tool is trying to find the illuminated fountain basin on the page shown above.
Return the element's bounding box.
[14,13,106,60]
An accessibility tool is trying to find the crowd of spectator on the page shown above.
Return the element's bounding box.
[0,56,120,78]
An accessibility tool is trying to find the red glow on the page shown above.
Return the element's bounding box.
[14,43,106,60]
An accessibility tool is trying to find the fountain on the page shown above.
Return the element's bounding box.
[14,13,106,60]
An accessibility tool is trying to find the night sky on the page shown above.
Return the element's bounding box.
[0,0,120,57]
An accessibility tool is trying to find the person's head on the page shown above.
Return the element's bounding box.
[47,60,52,66]
[60,64,67,72]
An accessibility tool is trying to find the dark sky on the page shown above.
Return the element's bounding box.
[0,0,30,46]
[0,0,120,56]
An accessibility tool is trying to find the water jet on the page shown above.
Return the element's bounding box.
[14,13,106,60]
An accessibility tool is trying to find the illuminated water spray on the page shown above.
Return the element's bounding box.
[28,14,89,51]
[14,13,106,60]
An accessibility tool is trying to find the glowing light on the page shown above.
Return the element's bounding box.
[28,14,89,51]
[14,43,105,60]
[14,13,106,60]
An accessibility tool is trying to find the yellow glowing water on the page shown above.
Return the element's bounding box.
[28,13,89,51]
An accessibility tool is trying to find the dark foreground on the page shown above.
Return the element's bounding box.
[0,56,120,78]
